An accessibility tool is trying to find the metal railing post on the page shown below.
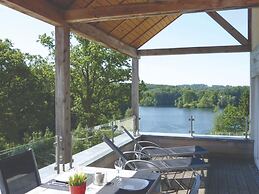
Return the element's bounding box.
[245,116,250,140]
[189,115,195,137]
[54,135,61,174]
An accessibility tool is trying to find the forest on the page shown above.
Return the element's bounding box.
[0,34,250,167]
[140,84,249,135]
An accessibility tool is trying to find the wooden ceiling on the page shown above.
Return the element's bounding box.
[1,0,259,57]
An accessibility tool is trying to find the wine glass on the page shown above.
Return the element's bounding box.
[114,158,123,185]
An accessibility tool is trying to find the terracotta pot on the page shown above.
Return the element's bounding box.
[69,182,86,194]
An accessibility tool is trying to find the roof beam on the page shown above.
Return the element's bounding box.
[138,45,250,56]
[71,23,138,57]
[207,12,248,45]
[0,0,65,26]
[0,0,137,57]
[64,0,259,23]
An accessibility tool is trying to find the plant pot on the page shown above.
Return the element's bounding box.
[69,183,86,194]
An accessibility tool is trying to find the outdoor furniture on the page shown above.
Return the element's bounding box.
[103,136,208,192]
[26,166,160,194]
[189,174,201,194]
[0,149,41,194]
[103,136,208,172]
[122,126,208,159]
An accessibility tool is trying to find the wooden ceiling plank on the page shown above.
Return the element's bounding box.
[71,23,138,57]
[64,0,259,23]
[128,16,165,45]
[138,45,251,56]
[0,0,64,26]
[109,21,126,33]
[95,20,124,32]
[136,15,181,48]
[69,0,95,9]
[130,15,180,47]
[119,18,147,40]
[207,12,248,45]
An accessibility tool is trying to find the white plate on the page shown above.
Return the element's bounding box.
[119,178,149,191]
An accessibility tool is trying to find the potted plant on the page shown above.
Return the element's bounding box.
[69,172,87,194]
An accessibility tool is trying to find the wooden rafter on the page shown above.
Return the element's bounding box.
[207,12,248,45]
[71,23,137,57]
[64,0,259,23]
[138,45,250,56]
[0,0,65,26]
[0,0,137,57]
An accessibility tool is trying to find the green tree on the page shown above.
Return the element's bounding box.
[39,34,132,128]
[213,105,246,134]
[0,39,55,142]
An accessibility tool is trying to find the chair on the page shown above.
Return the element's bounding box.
[122,126,208,159]
[0,149,41,194]
[102,136,208,174]
[189,174,201,194]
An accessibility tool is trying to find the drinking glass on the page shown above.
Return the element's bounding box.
[114,158,123,185]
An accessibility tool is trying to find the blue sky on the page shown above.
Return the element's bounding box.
[0,5,249,86]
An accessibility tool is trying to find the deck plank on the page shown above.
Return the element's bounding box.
[161,156,259,194]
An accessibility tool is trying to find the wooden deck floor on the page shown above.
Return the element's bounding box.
[162,157,259,194]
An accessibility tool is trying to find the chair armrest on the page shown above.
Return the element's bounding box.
[123,151,151,159]
[137,141,161,148]
[124,160,162,171]
[141,146,170,155]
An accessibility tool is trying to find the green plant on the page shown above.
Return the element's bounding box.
[69,172,87,186]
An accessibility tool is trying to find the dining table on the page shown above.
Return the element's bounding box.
[26,166,161,194]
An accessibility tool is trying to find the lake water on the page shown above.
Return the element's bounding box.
[139,106,218,134]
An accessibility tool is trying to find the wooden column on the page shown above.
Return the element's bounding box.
[55,26,72,170]
[131,57,139,136]
[250,8,259,168]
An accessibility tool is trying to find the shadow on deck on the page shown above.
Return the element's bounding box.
[162,156,259,194]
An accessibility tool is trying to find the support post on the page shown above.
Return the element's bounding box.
[250,8,259,169]
[131,57,140,136]
[55,26,72,173]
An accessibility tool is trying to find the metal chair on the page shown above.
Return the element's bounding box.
[0,149,41,194]
[122,126,208,159]
[103,136,208,190]
[189,173,201,194]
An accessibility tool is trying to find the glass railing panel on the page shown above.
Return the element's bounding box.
[72,116,134,155]
[139,106,249,137]
[0,136,55,169]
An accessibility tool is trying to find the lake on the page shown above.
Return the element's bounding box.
[139,106,219,134]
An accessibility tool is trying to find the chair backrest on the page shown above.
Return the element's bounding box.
[189,174,201,194]
[102,136,134,170]
[121,126,142,149]
[0,149,41,194]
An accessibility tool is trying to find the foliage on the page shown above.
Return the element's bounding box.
[124,108,133,117]
[69,172,87,186]
[39,34,132,128]
[0,36,130,168]
[72,123,121,154]
[0,129,55,168]
[0,39,55,142]
[213,105,247,135]
[140,84,249,110]
[213,88,249,135]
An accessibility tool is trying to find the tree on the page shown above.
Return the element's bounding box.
[39,34,132,128]
[213,105,246,134]
[0,39,55,142]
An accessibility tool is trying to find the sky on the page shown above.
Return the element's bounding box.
[0,5,250,86]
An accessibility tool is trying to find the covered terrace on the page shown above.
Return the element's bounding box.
[1,0,259,193]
